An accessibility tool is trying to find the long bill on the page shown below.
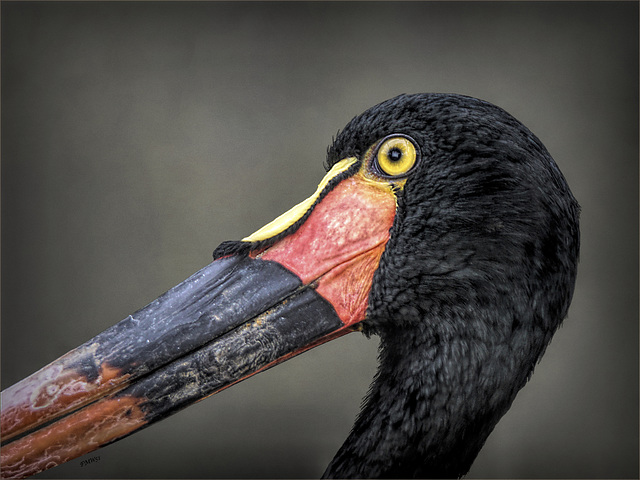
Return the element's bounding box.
[0,157,398,479]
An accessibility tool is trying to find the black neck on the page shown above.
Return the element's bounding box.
[323,320,531,479]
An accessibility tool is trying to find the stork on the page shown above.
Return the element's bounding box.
[0,93,579,479]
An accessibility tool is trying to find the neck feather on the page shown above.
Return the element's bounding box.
[323,317,538,479]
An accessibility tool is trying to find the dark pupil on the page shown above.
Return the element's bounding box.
[388,148,402,162]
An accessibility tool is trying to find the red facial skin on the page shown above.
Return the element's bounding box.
[259,175,396,326]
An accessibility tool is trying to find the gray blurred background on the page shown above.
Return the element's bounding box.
[1,2,638,478]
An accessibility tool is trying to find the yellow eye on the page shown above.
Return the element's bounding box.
[374,135,418,178]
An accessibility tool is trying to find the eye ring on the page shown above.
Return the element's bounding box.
[372,134,420,179]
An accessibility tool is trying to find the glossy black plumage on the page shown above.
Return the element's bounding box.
[322,94,580,478]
